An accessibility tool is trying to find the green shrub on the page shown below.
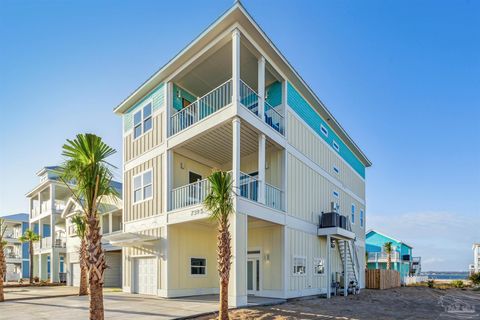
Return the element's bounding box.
[451,280,464,288]
[427,280,435,288]
[469,272,480,286]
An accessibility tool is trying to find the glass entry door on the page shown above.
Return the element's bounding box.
[247,258,260,294]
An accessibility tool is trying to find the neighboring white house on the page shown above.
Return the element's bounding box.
[111,2,371,307]
[27,166,123,286]
[473,243,480,274]
[1,213,29,282]
[61,194,123,288]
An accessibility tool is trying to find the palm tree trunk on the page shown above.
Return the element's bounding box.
[0,243,5,302]
[218,220,231,320]
[29,242,34,284]
[79,239,88,296]
[87,212,105,320]
[387,254,391,270]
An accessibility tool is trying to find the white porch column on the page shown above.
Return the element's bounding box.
[108,213,113,234]
[344,240,348,296]
[51,251,59,283]
[165,81,173,137]
[50,184,56,212]
[232,29,241,105]
[228,116,247,307]
[162,149,173,213]
[326,235,331,298]
[257,56,265,119]
[258,133,266,204]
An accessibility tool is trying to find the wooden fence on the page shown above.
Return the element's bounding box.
[365,269,401,289]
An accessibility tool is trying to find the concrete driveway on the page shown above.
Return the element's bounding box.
[2,287,283,319]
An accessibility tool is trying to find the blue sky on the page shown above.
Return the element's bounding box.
[0,0,478,271]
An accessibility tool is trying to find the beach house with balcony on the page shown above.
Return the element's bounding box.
[366,230,419,282]
[26,166,70,282]
[1,213,29,281]
[61,187,123,288]
[112,2,371,306]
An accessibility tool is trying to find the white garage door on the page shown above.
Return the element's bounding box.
[133,257,157,295]
[104,251,122,288]
[71,263,80,287]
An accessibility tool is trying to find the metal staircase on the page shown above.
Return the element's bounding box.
[337,239,359,286]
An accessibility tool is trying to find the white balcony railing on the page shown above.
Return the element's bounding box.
[367,251,401,262]
[170,79,232,136]
[239,172,260,202]
[41,200,51,213]
[264,101,284,134]
[31,206,41,217]
[265,183,283,211]
[33,242,40,251]
[171,178,211,211]
[239,80,259,115]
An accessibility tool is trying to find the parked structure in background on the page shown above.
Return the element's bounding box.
[366,230,420,283]
[1,213,29,281]
[112,2,371,306]
[472,243,480,274]
[26,166,123,285]
[61,190,123,288]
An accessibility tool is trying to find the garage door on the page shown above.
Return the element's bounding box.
[133,257,157,295]
[71,263,80,287]
[104,251,122,288]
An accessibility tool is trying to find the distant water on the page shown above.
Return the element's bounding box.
[422,272,469,280]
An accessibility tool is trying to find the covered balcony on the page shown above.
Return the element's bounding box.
[169,119,285,213]
[30,184,69,219]
[167,29,285,138]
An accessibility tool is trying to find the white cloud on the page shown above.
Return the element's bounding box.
[367,211,477,271]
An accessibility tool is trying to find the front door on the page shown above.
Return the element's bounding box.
[247,257,260,295]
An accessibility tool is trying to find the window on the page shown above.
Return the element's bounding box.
[320,124,328,137]
[133,103,153,139]
[351,204,355,224]
[360,209,364,227]
[133,170,153,203]
[293,256,306,275]
[314,258,325,275]
[190,258,207,275]
[333,190,339,198]
[332,140,340,152]
[333,166,339,174]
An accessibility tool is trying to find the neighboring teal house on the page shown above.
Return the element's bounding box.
[366,230,414,282]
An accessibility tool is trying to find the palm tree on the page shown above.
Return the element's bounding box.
[203,171,234,320]
[71,215,88,296]
[58,133,118,320]
[19,229,40,284]
[384,242,393,270]
[0,218,8,302]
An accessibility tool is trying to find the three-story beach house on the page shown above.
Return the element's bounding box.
[2,213,29,281]
[111,2,371,306]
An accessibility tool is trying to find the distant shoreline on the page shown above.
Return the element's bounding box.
[421,271,469,280]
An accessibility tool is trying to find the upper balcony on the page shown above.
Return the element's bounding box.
[4,245,22,263]
[367,251,401,263]
[30,184,69,220]
[167,34,285,141]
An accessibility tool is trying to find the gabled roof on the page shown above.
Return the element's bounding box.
[1,213,29,222]
[113,1,371,167]
[366,229,413,249]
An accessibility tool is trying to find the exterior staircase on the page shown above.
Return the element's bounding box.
[337,238,360,294]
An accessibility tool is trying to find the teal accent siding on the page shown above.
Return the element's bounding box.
[287,82,365,178]
[173,84,196,112]
[266,81,282,107]
[123,82,165,132]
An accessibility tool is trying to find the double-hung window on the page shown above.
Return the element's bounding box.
[351,204,355,224]
[314,258,325,275]
[293,256,306,275]
[133,103,153,139]
[190,258,207,275]
[133,170,153,203]
[360,209,364,227]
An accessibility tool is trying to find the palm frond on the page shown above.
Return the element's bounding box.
[203,171,234,223]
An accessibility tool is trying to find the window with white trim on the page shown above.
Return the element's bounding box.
[333,190,339,198]
[332,140,340,152]
[351,204,355,224]
[333,166,339,174]
[360,209,364,227]
[320,124,328,137]
[314,258,325,274]
[133,170,153,203]
[293,256,306,275]
[190,257,207,275]
[133,103,153,139]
